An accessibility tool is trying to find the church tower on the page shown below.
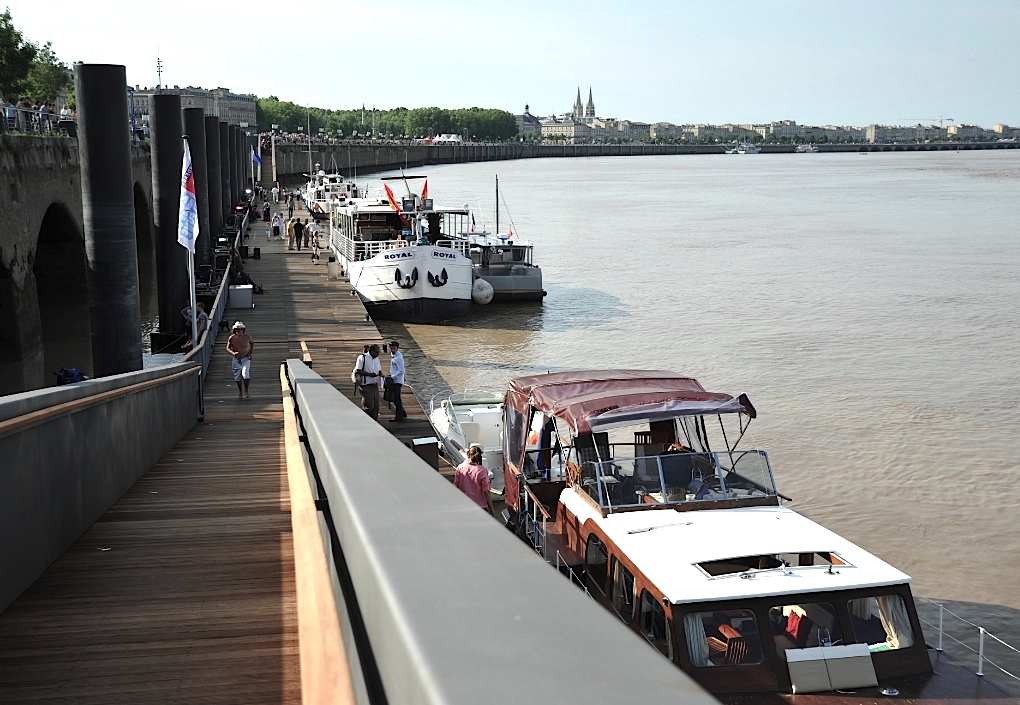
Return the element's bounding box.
[585,87,595,118]
[573,87,583,120]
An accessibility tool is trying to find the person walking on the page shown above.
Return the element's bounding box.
[272,213,282,240]
[386,341,407,422]
[354,344,383,420]
[454,445,495,514]
[294,218,305,251]
[271,185,279,204]
[287,217,296,250]
[287,197,294,219]
[226,321,254,399]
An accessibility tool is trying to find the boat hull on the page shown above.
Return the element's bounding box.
[476,266,545,302]
[360,295,471,324]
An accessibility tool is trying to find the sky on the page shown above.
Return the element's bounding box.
[5,0,1019,128]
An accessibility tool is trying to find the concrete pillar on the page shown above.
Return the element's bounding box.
[182,108,211,267]
[73,63,142,377]
[218,121,231,223]
[204,115,223,239]
[226,125,237,208]
[149,94,188,334]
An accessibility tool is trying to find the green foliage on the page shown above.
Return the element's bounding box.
[27,42,70,103]
[0,9,38,98]
[255,96,518,141]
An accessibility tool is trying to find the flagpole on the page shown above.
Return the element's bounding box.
[183,137,198,350]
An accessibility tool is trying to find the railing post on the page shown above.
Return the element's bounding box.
[977,627,985,676]
[937,603,944,651]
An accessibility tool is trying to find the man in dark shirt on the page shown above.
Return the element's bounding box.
[293,219,305,250]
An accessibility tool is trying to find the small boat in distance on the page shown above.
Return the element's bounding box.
[501,369,1016,702]
[303,164,359,220]
[795,144,820,153]
[736,143,761,154]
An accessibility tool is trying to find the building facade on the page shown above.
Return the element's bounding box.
[129,86,258,128]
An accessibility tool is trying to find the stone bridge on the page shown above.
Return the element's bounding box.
[0,138,154,395]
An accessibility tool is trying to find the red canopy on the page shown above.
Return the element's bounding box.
[505,369,752,435]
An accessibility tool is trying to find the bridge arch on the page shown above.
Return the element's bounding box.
[33,201,92,385]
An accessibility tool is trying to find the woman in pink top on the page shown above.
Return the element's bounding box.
[454,445,495,514]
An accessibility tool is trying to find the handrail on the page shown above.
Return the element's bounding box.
[281,365,356,705]
[915,594,1020,684]
[0,365,198,440]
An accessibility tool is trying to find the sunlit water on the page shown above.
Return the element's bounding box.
[374,152,1020,636]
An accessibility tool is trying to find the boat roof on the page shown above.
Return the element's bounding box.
[449,391,504,406]
[338,199,469,216]
[505,370,753,435]
[560,490,911,605]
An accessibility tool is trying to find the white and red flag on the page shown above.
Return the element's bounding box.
[177,141,199,253]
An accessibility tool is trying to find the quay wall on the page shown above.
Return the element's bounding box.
[0,362,199,612]
[0,138,152,394]
[268,140,1020,182]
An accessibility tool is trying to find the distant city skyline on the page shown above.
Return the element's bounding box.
[4,0,1019,128]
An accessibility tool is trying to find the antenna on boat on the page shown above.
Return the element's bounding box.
[495,174,499,235]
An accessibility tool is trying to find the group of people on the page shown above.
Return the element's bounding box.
[353,342,407,423]
[264,213,321,251]
[0,91,72,134]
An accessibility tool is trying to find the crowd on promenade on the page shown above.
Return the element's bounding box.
[0,91,75,135]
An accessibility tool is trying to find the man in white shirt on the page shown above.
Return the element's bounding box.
[386,341,407,422]
[355,344,384,420]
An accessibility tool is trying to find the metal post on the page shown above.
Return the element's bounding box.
[937,603,944,651]
[219,121,231,222]
[149,93,188,334]
[73,63,143,377]
[204,115,223,239]
[183,108,211,267]
[977,627,985,676]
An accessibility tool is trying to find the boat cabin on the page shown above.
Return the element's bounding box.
[501,370,934,696]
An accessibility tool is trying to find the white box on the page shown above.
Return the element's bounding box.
[787,648,830,693]
[824,644,878,690]
[229,284,253,309]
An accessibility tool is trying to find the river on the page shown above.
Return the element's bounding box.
[371,150,1020,680]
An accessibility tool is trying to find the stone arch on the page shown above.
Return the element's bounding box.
[33,201,93,386]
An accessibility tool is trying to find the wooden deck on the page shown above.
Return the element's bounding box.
[0,201,442,703]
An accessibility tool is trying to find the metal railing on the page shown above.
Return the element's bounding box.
[2,105,76,136]
[916,594,1020,685]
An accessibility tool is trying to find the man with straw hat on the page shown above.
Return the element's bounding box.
[226,321,255,399]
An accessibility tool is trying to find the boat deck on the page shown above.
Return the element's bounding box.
[0,201,443,703]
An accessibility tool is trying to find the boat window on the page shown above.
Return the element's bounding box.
[847,594,916,652]
[698,552,849,577]
[639,591,672,658]
[685,609,764,667]
[610,558,636,623]
[768,602,842,659]
[585,534,609,595]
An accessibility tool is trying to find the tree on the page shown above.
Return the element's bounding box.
[27,42,71,102]
[0,9,38,97]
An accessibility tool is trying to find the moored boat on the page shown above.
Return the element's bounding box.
[736,143,762,154]
[429,391,505,495]
[501,369,1015,702]
[795,144,820,153]
[328,176,476,324]
[303,164,359,220]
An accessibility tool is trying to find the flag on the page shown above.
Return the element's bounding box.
[420,179,428,202]
[508,228,513,239]
[470,213,475,232]
[251,146,262,165]
[177,141,198,253]
[383,183,410,227]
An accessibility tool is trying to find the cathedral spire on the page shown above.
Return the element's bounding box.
[586,87,595,118]
[574,87,583,119]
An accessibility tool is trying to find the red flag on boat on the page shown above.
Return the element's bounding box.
[383,183,410,227]
[420,179,428,202]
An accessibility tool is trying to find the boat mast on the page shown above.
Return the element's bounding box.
[495,175,499,235]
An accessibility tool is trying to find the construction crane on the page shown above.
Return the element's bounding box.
[900,116,955,129]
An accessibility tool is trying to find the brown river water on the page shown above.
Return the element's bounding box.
[372,151,1020,687]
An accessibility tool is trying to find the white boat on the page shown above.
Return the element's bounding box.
[429,391,506,495]
[328,176,476,324]
[501,369,1014,700]
[736,143,761,154]
[795,144,820,153]
[303,164,360,220]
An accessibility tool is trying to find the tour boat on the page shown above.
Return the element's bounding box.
[429,391,505,495]
[327,176,477,324]
[303,164,360,220]
[795,144,820,153]
[502,370,1014,702]
[736,143,762,154]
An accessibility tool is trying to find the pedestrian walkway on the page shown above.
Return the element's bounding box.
[0,198,439,702]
